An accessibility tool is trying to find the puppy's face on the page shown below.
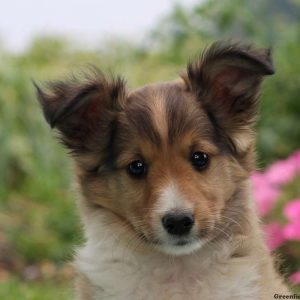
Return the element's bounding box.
[37,41,274,255]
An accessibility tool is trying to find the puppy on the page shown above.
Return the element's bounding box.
[36,41,290,299]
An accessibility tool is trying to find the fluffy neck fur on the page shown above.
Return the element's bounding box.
[74,180,289,300]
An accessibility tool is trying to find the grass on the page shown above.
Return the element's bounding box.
[0,278,72,300]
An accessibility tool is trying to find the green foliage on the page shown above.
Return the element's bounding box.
[0,278,71,300]
[0,50,81,265]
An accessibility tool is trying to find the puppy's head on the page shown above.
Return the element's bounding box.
[36,41,274,256]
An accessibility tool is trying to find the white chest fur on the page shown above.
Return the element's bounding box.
[75,222,261,300]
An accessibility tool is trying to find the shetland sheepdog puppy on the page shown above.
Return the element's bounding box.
[36,41,290,299]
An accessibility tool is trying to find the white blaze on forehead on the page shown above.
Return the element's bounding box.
[156,181,192,214]
[151,94,168,143]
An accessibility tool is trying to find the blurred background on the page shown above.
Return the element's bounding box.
[0,0,300,298]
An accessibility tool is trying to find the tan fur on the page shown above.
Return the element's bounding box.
[150,92,169,143]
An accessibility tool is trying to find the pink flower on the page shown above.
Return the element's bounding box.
[251,172,267,187]
[264,159,297,186]
[283,221,300,241]
[264,222,285,250]
[288,150,300,172]
[251,173,280,216]
[284,199,300,222]
[290,270,300,285]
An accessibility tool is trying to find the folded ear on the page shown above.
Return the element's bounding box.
[35,69,126,162]
[185,41,274,153]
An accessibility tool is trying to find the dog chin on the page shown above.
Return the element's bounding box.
[155,239,205,256]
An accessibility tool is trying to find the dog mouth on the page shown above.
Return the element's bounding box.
[175,240,189,246]
[137,230,204,255]
[155,238,205,256]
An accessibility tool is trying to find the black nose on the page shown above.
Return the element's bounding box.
[162,213,194,236]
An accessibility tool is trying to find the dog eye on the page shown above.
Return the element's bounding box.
[127,160,147,178]
[191,152,209,171]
